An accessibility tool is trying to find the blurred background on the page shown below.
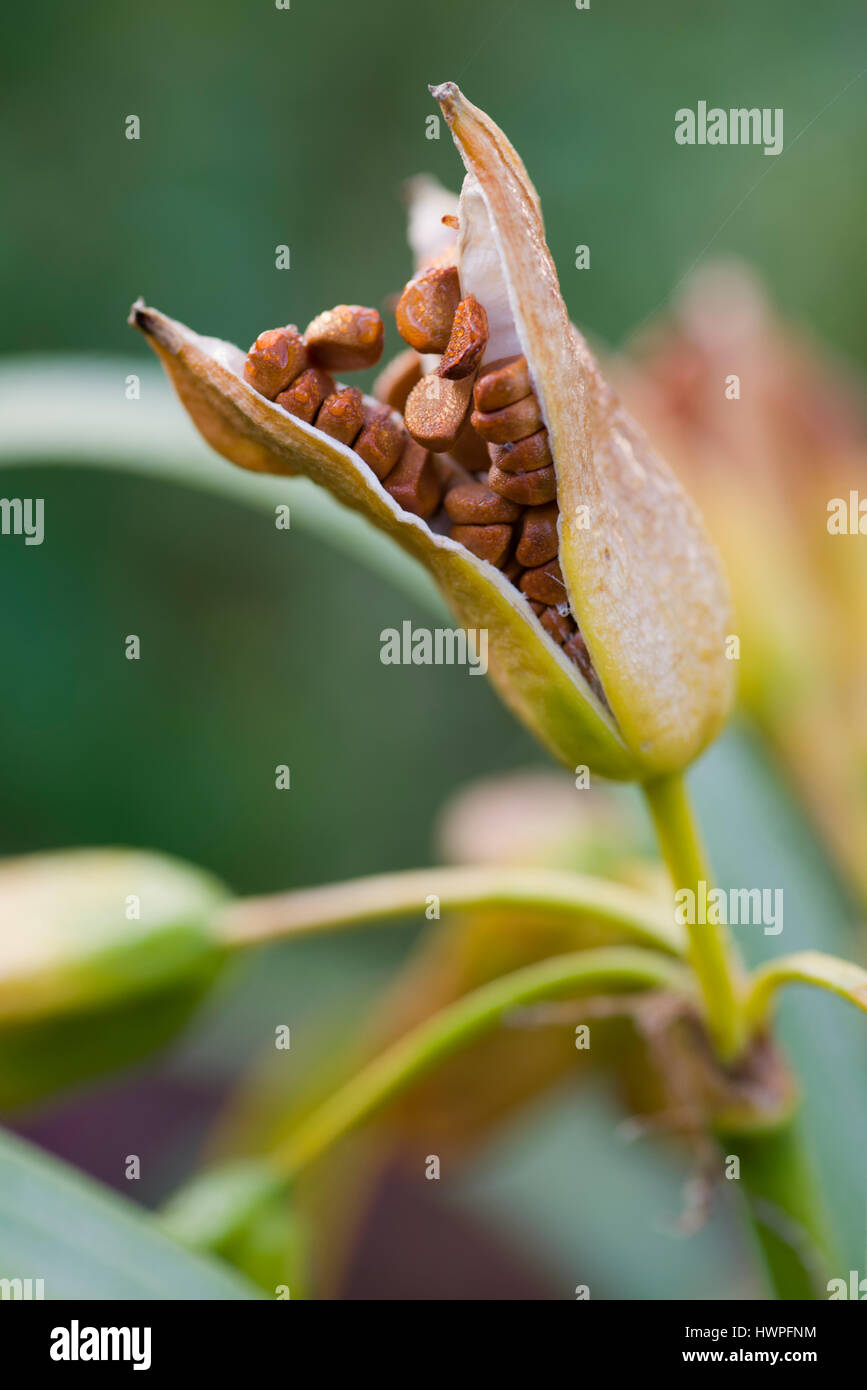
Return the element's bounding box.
[1,0,865,1298]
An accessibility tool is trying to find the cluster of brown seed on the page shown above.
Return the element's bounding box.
[243,289,598,692]
[244,306,448,520]
[393,262,596,687]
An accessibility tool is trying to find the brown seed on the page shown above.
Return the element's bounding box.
[373,349,423,412]
[516,502,559,567]
[539,606,574,645]
[395,265,461,353]
[437,295,489,380]
[471,393,542,444]
[444,482,522,525]
[520,559,568,606]
[354,404,405,480]
[502,555,524,585]
[474,355,532,411]
[564,627,602,696]
[528,599,545,615]
[450,523,513,568]
[490,428,552,474]
[488,462,557,505]
[433,454,473,495]
[276,367,335,423]
[448,417,491,472]
[315,387,365,446]
[404,373,474,452]
[305,305,384,371]
[244,326,308,399]
[385,438,444,519]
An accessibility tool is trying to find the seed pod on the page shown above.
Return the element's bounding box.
[438,294,489,379]
[0,848,227,1107]
[444,481,521,525]
[315,387,366,446]
[133,83,734,780]
[404,373,474,452]
[474,355,532,411]
[385,438,445,519]
[516,502,559,567]
[355,404,405,480]
[490,428,552,473]
[395,264,461,353]
[374,348,423,412]
[305,305,384,372]
[276,367,336,423]
[472,392,543,444]
[488,461,557,506]
[450,523,513,568]
[244,327,308,399]
[434,80,734,772]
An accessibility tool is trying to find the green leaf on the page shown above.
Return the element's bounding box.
[746,950,867,1029]
[0,1127,260,1299]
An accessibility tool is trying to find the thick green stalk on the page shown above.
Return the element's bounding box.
[644,774,835,1300]
[717,1117,837,1300]
[644,771,745,1059]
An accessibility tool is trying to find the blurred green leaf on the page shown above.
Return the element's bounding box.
[0,1127,260,1299]
[0,358,446,618]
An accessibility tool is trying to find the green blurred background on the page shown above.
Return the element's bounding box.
[1,0,865,1298]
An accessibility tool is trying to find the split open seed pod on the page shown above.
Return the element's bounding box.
[131,84,733,781]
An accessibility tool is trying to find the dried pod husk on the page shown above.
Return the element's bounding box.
[130,301,633,779]
[433,82,734,774]
[0,848,227,1107]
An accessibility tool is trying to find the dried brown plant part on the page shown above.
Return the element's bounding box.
[384,439,444,519]
[130,302,633,778]
[244,326,308,399]
[487,461,557,506]
[521,558,568,606]
[373,349,423,413]
[474,355,533,411]
[450,523,513,568]
[516,502,559,567]
[489,429,552,473]
[305,305,384,372]
[437,294,489,379]
[448,417,491,472]
[276,367,336,424]
[471,392,543,444]
[395,265,461,353]
[315,387,365,447]
[354,404,405,481]
[444,482,521,526]
[404,373,475,452]
[433,81,734,773]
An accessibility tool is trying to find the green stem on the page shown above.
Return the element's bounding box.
[217,865,685,957]
[644,774,837,1300]
[644,771,745,1060]
[717,1116,837,1299]
[271,947,688,1180]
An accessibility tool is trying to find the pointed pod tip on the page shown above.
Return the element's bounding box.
[429,82,460,117]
